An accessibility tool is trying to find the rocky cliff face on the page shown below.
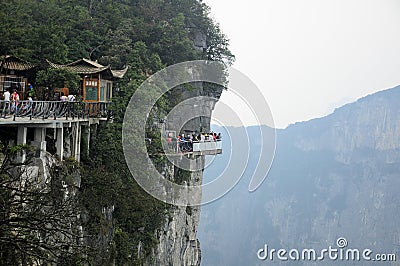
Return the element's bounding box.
[198,85,400,265]
[146,169,203,266]
[146,82,224,266]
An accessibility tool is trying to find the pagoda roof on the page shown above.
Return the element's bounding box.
[0,55,127,79]
[0,55,36,71]
[45,58,127,79]
[111,66,129,79]
[66,58,105,68]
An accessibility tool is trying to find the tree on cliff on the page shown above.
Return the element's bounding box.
[0,145,87,265]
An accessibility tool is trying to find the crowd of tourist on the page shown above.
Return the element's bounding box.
[166,132,222,153]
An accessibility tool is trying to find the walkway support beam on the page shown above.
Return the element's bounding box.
[33,128,47,159]
[17,126,27,162]
[56,127,64,161]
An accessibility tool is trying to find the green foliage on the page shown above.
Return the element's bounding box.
[205,22,236,65]
[151,13,201,65]
[36,68,81,93]
[0,0,234,67]
[174,168,192,184]
[6,143,31,154]
[80,122,170,263]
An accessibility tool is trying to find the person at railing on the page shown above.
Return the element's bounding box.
[174,134,192,153]
[67,94,75,102]
[197,132,221,142]
[188,134,194,151]
[60,92,68,102]
[178,134,185,150]
[166,135,173,149]
[21,97,33,115]
[3,89,10,116]
[172,135,178,153]
[27,83,34,99]
[11,89,19,114]
[180,140,193,152]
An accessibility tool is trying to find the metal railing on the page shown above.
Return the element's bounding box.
[192,140,222,152]
[0,100,112,120]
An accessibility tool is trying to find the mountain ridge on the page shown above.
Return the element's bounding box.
[286,84,400,129]
[199,85,400,265]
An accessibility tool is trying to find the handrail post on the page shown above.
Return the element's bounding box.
[72,102,75,120]
[82,103,85,119]
[66,102,69,120]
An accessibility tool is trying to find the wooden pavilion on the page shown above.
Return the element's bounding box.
[46,58,128,102]
[0,55,37,99]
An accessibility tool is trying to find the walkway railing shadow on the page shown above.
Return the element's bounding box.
[0,100,112,120]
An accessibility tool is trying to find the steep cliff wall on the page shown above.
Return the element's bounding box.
[146,168,204,266]
[145,82,224,265]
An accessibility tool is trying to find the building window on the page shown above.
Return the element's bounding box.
[84,79,99,101]
[106,82,112,101]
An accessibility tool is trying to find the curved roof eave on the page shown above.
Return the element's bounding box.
[1,55,36,71]
[45,58,127,78]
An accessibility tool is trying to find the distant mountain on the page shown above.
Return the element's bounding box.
[198,85,400,265]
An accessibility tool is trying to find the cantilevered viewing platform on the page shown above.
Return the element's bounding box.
[163,130,222,157]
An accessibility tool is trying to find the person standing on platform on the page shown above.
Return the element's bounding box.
[27,83,34,99]
[3,89,10,116]
[11,89,19,114]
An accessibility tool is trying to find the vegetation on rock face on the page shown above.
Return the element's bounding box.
[0,146,86,265]
[0,0,234,264]
[36,68,81,94]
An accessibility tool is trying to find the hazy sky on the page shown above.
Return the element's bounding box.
[203,0,400,128]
